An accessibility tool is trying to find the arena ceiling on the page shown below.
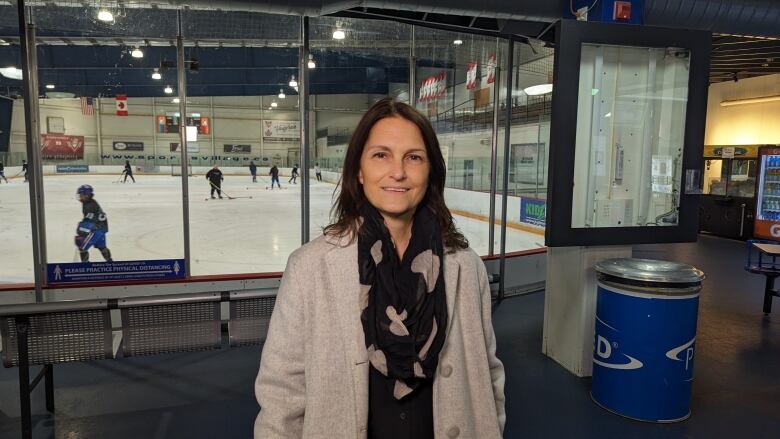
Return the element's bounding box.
[1,2,779,99]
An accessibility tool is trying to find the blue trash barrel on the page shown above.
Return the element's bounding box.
[591,258,705,423]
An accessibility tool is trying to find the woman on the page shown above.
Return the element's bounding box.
[255,97,505,438]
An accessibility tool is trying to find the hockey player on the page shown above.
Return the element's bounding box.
[0,162,8,183]
[123,160,135,183]
[249,161,258,183]
[75,185,113,263]
[206,165,224,199]
[269,164,281,189]
[288,164,299,184]
[314,162,322,182]
[22,160,28,182]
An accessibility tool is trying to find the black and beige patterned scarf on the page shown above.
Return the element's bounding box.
[358,203,448,400]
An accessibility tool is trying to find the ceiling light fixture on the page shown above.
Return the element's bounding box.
[172,97,180,104]
[97,10,113,22]
[307,54,316,69]
[0,39,9,46]
[289,76,298,87]
[271,101,278,108]
[333,28,346,40]
[523,83,554,96]
[164,85,173,94]
[720,94,780,107]
[278,89,286,99]
[0,67,22,80]
[453,39,463,45]
[45,84,55,89]
[151,68,162,80]
[131,47,144,58]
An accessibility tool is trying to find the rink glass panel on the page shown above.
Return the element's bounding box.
[31,5,186,268]
[308,16,411,238]
[0,10,35,284]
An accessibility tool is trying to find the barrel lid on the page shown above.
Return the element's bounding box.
[594,258,705,284]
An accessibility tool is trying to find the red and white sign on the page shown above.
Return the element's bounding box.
[466,62,478,90]
[418,72,446,102]
[486,53,497,84]
[40,134,85,160]
[115,94,128,116]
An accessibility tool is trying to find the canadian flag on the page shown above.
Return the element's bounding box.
[466,62,478,90]
[486,53,496,85]
[115,94,128,116]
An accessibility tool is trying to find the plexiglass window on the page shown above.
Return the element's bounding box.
[571,44,690,228]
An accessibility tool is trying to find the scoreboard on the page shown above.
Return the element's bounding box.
[156,114,210,135]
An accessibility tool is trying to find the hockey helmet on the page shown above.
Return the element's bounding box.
[76,184,94,196]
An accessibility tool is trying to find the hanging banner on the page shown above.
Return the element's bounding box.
[486,53,497,84]
[466,62,478,90]
[262,120,300,141]
[115,94,128,116]
[41,134,85,160]
[419,72,446,102]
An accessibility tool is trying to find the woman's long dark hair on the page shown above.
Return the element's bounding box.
[324,97,468,251]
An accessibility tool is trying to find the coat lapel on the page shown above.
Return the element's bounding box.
[443,251,461,338]
[324,236,371,434]
[324,236,368,365]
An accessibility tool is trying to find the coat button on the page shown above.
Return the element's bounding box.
[447,426,460,438]
[440,365,453,377]
[400,412,407,420]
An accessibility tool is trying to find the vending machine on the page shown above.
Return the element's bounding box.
[754,146,780,240]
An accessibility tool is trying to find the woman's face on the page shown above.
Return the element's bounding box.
[359,116,430,221]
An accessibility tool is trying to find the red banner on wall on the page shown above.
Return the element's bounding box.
[486,53,496,84]
[466,62,478,90]
[41,134,85,160]
[418,72,446,102]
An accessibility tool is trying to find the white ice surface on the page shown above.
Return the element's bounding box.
[0,174,544,283]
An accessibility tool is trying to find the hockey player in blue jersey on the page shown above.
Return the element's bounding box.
[75,185,113,263]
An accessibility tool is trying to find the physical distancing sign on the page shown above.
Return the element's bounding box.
[47,259,185,284]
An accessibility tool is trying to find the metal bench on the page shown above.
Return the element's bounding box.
[0,289,276,439]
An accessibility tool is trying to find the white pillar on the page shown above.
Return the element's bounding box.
[542,245,632,377]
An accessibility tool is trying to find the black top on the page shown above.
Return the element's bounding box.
[270,166,279,177]
[367,365,434,439]
[124,164,132,173]
[206,169,223,182]
[249,163,257,173]
[82,199,108,231]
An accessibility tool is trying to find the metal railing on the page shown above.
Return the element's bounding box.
[0,289,277,439]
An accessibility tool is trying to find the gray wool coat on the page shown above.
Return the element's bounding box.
[254,233,506,439]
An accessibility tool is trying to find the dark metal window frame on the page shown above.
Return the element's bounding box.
[545,20,711,247]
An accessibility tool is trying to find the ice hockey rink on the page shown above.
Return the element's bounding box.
[0,174,545,283]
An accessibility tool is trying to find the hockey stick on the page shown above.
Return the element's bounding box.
[208,180,253,200]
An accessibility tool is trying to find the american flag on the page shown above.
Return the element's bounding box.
[80,97,94,116]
